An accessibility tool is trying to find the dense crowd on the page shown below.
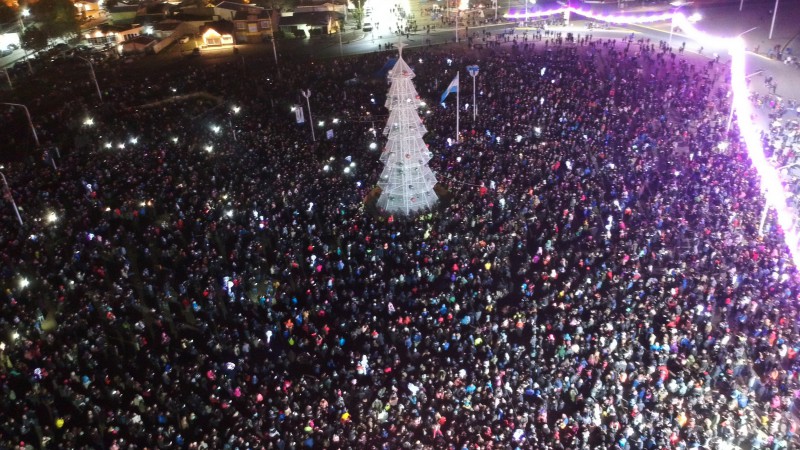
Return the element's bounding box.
[0,29,799,450]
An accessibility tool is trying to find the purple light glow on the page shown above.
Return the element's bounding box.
[505,7,800,266]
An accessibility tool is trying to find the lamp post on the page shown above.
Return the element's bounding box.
[769,0,779,40]
[77,56,102,102]
[270,15,279,68]
[455,9,459,43]
[18,9,33,74]
[2,102,39,147]
[466,65,479,121]
[338,22,343,56]
[494,0,498,21]
[2,69,11,89]
[725,28,759,132]
[230,105,240,142]
[301,89,315,142]
[668,9,681,46]
[759,162,800,235]
[669,9,702,46]
[0,170,23,226]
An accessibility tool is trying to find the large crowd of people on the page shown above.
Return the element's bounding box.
[0,27,798,450]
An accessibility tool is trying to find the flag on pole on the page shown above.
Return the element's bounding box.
[440,73,459,103]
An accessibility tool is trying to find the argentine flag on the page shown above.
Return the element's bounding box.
[440,72,459,103]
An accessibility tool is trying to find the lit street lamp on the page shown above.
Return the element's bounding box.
[669,9,701,46]
[18,10,33,75]
[0,170,23,226]
[301,89,316,142]
[230,105,240,142]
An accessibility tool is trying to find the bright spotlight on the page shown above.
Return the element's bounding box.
[83,117,94,126]
[205,145,213,153]
[369,142,377,150]
[46,212,58,223]
[232,106,241,114]
[211,125,221,134]
[19,278,29,289]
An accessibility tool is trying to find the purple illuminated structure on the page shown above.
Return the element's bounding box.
[506,7,800,267]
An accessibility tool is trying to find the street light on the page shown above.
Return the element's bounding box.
[769,0,779,40]
[18,8,33,75]
[0,170,23,226]
[668,8,700,46]
[2,69,11,89]
[269,18,279,69]
[455,9,460,43]
[759,162,800,235]
[466,65,479,122]
[229,105,240,142]
[77,56,103,102]
[338,22,343,57]
[725,27,759,132]
[1,102,39,147]
[301,89,315,142]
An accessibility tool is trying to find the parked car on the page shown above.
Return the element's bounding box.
[179,35,190,44]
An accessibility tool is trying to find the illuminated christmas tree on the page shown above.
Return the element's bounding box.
[376,44,438,216]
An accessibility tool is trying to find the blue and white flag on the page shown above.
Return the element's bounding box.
[440,72,459,103]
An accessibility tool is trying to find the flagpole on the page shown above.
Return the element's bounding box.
[456,72,460,141]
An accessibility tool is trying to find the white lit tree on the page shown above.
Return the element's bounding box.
[376,44,438,216]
